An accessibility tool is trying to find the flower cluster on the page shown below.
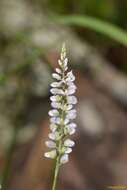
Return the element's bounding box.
[44,44,77,164]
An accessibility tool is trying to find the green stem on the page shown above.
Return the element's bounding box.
[52,155,60,190]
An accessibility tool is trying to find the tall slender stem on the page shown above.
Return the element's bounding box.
[52,155,60,190]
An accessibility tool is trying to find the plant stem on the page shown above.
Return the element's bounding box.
[52,155,60,190]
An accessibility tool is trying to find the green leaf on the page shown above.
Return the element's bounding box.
[54,14,127,46]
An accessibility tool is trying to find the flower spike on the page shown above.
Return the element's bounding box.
[44,44,77,190]
[44,44,77,166]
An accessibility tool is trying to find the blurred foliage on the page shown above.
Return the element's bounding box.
[45,0,127,45]
[47,0,127,27]
[54,14,127,46]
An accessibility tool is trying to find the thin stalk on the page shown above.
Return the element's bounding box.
[52,155,60,190]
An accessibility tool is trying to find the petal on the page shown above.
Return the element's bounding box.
[50,124,58,132]
[48,109,59,117]
[51,102,61,109]
[49,131,60,141]
[50,117,61,124]
[64,118,69,125]
[45,140,56,148]
[68,123,77,128]
[63,58,68,68]
[67,96,77,104]
[50,82,62,88]
[67,128,76,135]
[50,95,61,102]
[66,104,73,111]
[64,139,75,147]
[48,133,56,140]
[50,88,64,95]
[66,110,77,119]
[44,150,56,159]
[66,71,75,82]
[66,87,76,95]
[58,59,62,66]
[65,147,72,154]
[52,73,61,80]
[60,154,69,164]
[56,68,62,74]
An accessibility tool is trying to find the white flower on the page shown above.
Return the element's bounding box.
[50,95,61,102]
[65,125,76,135]
[67,96,77,104]
[66,105,73,110]
[63,58,68,68]
[50,123,58,132]
[65,147,72,154]
[49,131,60,141]
[52,73,61,80]
[60,154,69,164]
[44,44,77,164]
[50,117,61,124]
[68,123,77,129]
[64,139,75,147]
[64,118,69,125]
[56,68,62,74]
[50,88,64,95]
[66,71,75,82]
[45,140,56,148]
[66,87,76,95]
[51,82,62,88]
[51,102,61,109]
[48,109,59,117]
[44,150,57,159]
[66,109,77,119]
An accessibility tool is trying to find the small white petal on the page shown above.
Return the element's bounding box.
[50,88,64,95]
[67,128,76,135]
[68,123,77,128]
[50,124,58,132]
[65,147,72,154]
[66,104,73,110]
[56,68,62,74]
[64,66,68,71]
[58,59,63,66]
[45,140,56,148]
[51,102,61,109]
[66,71,75,82]
[49,131,60,140]
[44,150,56,159]
[61,52,66,61]
[63,58,68,68]
[50,95,61,102]
[65,123,76,135]
[64,139,75,147]
[67,96,77,104]
[52,73,61,80]
[68,83,77,89]
[66,87,76,95]
[64,118,69,125]
[48,133,56,140]
[50,117,61,124]
[60,154,69,164]
[67,110,77,119]
[48,109,59,117]
[51,82,62,88]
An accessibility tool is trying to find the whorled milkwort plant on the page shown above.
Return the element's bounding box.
[44,44,77,190]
